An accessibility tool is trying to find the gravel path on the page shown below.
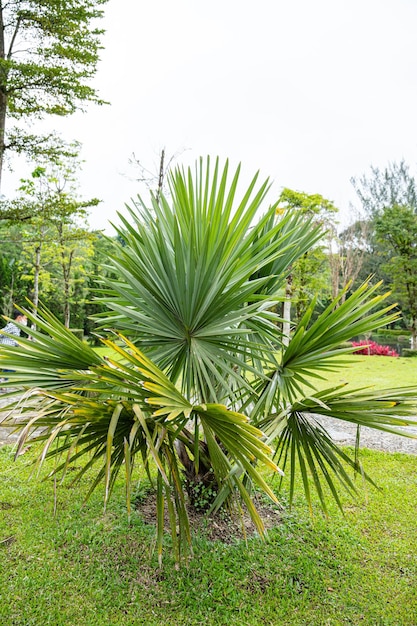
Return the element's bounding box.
[0,395,33,448]
[1,397,417,454]
[314,415,417,455]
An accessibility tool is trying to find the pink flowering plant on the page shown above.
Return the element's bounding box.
[352,340,399,357]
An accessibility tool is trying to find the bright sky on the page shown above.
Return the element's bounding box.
[5,0,417,232]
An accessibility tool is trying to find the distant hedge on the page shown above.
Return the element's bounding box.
[376,329,411,338]
[402,349,417,358]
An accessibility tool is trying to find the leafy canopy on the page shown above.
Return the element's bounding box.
[0,0,108,183]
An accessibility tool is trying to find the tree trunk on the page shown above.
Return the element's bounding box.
[4,267,14,317]
[31,243,42,332]
[63,263,71,329]
[0,6,21,192]
[328,252,340,300]
[411,321,417,350]
[282,276,292,347]
[58,222,73,328]
[64,287,70,327]
[0,4,7,192]
[175,434,217,512]
[62,247,75,329]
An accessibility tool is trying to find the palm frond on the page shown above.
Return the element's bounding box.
[2,157,417,565]
[273,411,368,515]
[259,385,417,512]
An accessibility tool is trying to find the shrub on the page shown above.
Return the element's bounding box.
[402,349,417,357]
[352,340,399,357]
[69,328,84,341]
[376,329,411,337]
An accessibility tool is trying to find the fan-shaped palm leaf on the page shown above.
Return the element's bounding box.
[1,157,417,565]
[0,307,280,563]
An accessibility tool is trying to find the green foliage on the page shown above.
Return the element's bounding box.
[83,234,120,341]
[402,349,417,357]
[376,328,411,337]
[187,480,218,513]
[351,159,417,217]
[350,162,417,342]
[1,153,99,326]
[0,0,108,183]
[291,246,331,321]
[278,188,338,220]
[375,204,417,344]
[0,225,32,312]
[276,188,337,323]
[1,158,417,565]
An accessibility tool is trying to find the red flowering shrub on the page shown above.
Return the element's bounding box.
[352,340,399,357]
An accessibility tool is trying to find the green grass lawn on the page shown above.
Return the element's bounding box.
[1,355,416,625]
[94,347,417,391]
[313,354,417,391]
[1,446,417,625]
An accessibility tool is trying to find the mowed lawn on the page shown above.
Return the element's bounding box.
[311,354,417,391]
[0,354,416,625]
[93,347,417,391]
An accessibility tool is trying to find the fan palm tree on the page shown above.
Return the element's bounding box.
[1,157,416,564]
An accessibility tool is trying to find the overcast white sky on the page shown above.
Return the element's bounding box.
[5,0,417,232]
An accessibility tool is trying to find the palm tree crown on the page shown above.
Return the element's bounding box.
[1,157,416,564]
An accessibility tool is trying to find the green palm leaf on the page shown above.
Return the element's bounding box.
[2,157,417,565]
[0,309,281,561]
[98,158,323,404]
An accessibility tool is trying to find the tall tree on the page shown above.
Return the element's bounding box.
[276,188,337,339]
[328,217,371,302]
[128,147,184,204]
[351,160,417,217]
[0,223,27,313]
[12,153,99,327]
[0,0,108,189]
[351,161,417,331]
[375,204,417,348]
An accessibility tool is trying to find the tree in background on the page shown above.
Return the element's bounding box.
[82,233,119,340]
[0,225,27,314]
[351,160,417,332]
[127,147,185,205]
[54,215,96,328]
[0,0,108,189]
[276,188,337,338]
[375,204,417,348]
[351,160,417,217]
[8,152,99,327]
[328,217,370,302]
